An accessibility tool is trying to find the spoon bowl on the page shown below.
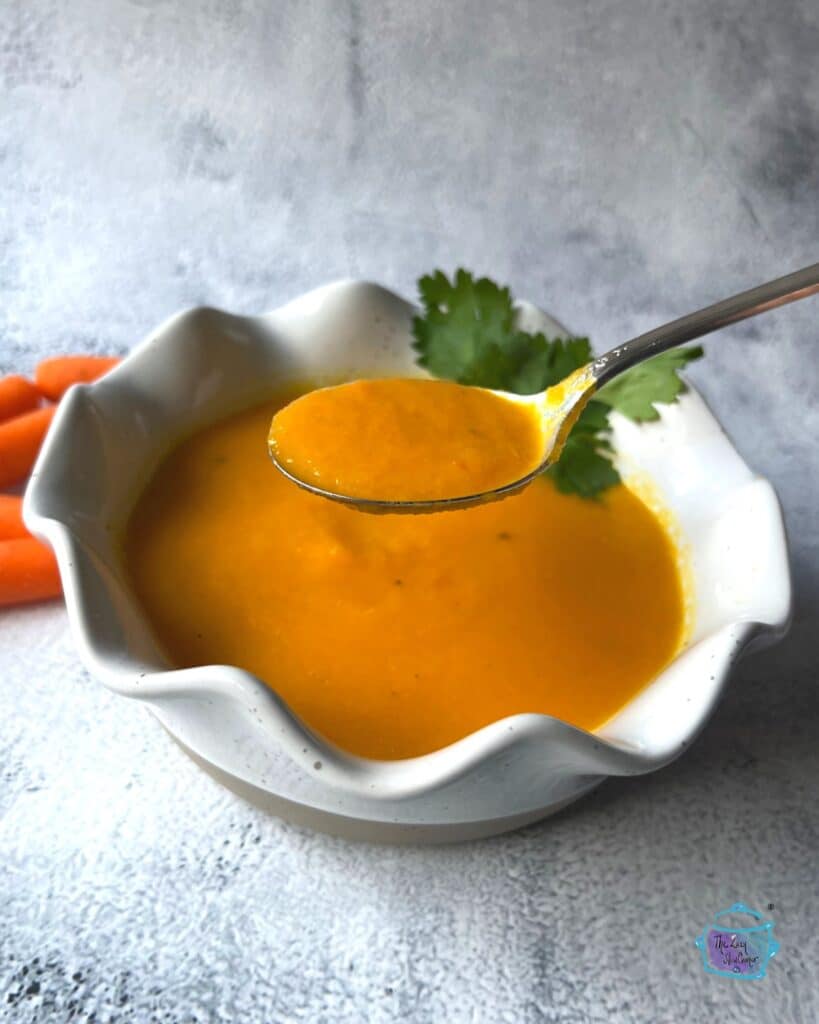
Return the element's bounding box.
[268,365,596,513]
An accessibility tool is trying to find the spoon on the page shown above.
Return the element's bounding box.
[270,261,819,513]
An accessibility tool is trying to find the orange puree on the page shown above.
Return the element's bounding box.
[268,377,544,501]
[124,391,686,761]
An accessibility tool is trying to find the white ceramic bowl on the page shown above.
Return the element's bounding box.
[24,282,791,842]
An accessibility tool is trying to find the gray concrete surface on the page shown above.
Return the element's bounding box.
[1,1,817,1021]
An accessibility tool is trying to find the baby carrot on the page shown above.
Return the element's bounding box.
[0,405,56,488]
[0,375,40,422]
[0,495,28,540]
[0,537,61,606]
[35,355,120,401]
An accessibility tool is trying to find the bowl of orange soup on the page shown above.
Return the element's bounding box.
[23,281,791,842]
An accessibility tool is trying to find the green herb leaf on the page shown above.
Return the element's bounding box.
[504,333,593,394]
[595,346,704,421]
[412,270,517,386]
[412,269,593,394]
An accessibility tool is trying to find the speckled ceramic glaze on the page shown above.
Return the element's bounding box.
[23,282,791,842]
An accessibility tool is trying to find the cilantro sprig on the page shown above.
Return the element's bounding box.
[411,269,703,498]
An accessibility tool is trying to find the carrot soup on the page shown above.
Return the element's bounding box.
[124,388,687,760]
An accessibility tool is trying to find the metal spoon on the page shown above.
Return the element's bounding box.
[270,262,819,513]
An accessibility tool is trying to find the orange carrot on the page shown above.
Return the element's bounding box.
[0,406,56,488]
[0,537,61,606]
[0,495,28,540]
[0,375,40,422]
[35,355,120,401]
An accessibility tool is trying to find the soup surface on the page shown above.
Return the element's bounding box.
[124,390,687,760]
[268,377,544,501]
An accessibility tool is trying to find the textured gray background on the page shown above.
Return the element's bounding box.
[1,1,817,1021]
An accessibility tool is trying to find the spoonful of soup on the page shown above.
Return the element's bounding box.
[269,262,819,513]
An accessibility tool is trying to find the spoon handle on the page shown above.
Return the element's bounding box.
[591,261,819,386]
